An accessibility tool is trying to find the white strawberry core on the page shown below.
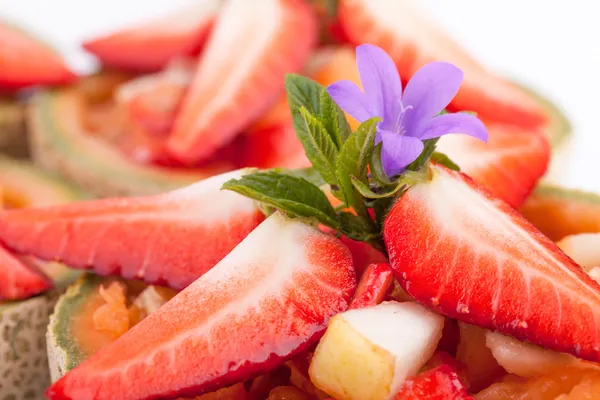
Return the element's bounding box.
[341,301,444,398]
[186,0,282,132]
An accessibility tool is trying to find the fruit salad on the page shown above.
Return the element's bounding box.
[2,0,597,399]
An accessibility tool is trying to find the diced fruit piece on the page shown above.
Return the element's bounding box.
[196,383,249,400]
[116,58,194,137]
[557,233,600,271]
[436,121,550,208]
[384,164,600,362]
[485,330,599,378]
[422,352,468,388]
[287,356,330,400]
[339,235,388,277]
[47,213,355,399]
[520,186,600,241]
[92,282,130,340]
[0,157,85,399]
[349,263,394,309]
[82,0,222,72]
[0,22,76,90]
[248,367,292,400]
[28,87,232,197]
[0,98,28,157]
[393,364,472,400]
[337,0,546,130]
[0,169,265,289]
[474,369,600,400]
[168,0,317,164]
[309,301,444,400]
[267,386,312,400]
[456,323,505,393]
[0,246,53,300]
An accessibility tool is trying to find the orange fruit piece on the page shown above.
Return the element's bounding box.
[92,282,130,339]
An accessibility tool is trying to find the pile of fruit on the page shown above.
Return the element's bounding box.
[2,1,599,399]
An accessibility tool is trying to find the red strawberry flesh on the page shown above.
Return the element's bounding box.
[393,364,472,400]
[349,263,394,309]
[0,169,264,290]
[0,245,53,301]
[82,0,222,72]
[384,164,600,362]
[47,213,356,399]
[0,22,76,90]
[167,0,317,165]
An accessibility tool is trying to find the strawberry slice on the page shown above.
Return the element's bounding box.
[0,22,76,90]
[384,164,600,362]
[46,213,356,399]
[349,263,394,309]
[393,364,472,400]
[82,0,222,72]
[0,246,53,301]
[436,121,550,208]
[337,0,547,129]
[167,0,317,165]
[0,169,264,290]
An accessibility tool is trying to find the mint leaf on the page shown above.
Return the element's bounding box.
[297,107,339,186]
[334,117,379,205]
[406,137,440,172]
[222,171,339,228]
[350,176,405,199]
[319,90,351,148]
[285,74,322,116]
[431,152,460,171]
[338,212,381,242]
[271,167,326,187]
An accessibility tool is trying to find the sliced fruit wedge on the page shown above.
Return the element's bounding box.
[393,364,472,400]
[436,121,550,208]
[0,169,265,290]
[349,263,394,309]
[28,88,232,197]
[47,213,355,399]
[309,301,444,400]
[82,0,223,72]
[337,0,548,130]
[168,0,317,165]
[0,22,76,90]
[384,164,600,362]
[519,185,600,241]
[0,245,52,300]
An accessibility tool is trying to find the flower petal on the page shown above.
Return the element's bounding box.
[380,131,424,177]
[356,44,403,126]
[402,62,464,135]
[327,80,373,122]
[418,112,489,142]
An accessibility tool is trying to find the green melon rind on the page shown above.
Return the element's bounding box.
[47,274,103,382]
[27,89,231,198]
[0,99,28,158]
[532,185,600,204]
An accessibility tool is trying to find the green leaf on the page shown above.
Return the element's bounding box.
[319,90,351,148]
[372,197,394,228]
[431,152,461,171]
[222,171,339,228]
[271,167,326,187]
[285,74,323,116]
[406,138,440,172]
[350,176,406,199]
[334,117,379,205]
[338,211,381,242]
[370,143,395,186]
[296,107,339,186]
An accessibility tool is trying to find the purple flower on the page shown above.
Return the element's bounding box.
[327,44,488,177]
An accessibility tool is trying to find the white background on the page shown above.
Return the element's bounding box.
[1,1,598,191]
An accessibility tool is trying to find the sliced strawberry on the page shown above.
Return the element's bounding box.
[0,22,76,90]
[116,58,195,136]
[384,164,600,362]
[349,263,394,309]
[82,0,222,72]
[47,213,356,399]
[0,246,53,300]
[0,169,264,290]
[393,364,472,400]
[168,0,317,165]
[339,234,388,277]
[338,0,547,129]
[436,121,550,208]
